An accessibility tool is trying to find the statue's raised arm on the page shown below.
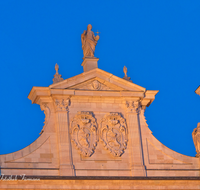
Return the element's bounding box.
[81,24,99,58]
[93,33,99,42]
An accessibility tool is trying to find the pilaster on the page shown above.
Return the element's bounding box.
[125,100,146,176]
[54,98,75,176]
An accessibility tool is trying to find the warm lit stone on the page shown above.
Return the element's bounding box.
[1,67,198,178]
[0,24,199,189]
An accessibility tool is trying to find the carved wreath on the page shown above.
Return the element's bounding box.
[100,112,128,157]
[70,111,98,157]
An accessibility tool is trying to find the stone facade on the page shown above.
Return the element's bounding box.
[0,59,199,179]
[0,58,200,189]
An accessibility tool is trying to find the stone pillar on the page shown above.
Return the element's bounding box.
[125,100,146,176]
[54,98,75,176]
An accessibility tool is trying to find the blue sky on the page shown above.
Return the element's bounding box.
[0,1,200,157]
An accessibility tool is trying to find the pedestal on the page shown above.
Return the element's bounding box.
[81,57,99,72]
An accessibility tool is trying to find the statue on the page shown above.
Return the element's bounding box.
[192,123,200,157]
[81,24,99,58]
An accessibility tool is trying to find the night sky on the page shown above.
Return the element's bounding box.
[0,1,200,157]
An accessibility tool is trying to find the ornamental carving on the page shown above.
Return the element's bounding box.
[52,63,64,84]
[125,100,141,113]
[39,103,51,134]
[100,112,128,157]
[54,98,70,111]
[70,111,98,157]
[92,80,101,90]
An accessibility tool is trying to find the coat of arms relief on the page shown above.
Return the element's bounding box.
[100,113,128,157]
[70,111,98,157]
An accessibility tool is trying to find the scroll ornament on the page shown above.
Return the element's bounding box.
[39,103,50,135]
[100,112,128,157]
[70,111,98,157]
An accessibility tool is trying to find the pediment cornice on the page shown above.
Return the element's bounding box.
[28,68,158,106]
[49,68,146,92]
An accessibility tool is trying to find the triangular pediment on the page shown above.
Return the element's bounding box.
[49,68,146,92]
[66,78,125,91]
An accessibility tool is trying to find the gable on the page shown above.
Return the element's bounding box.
[49,68,146,92]
[66,77,126,91]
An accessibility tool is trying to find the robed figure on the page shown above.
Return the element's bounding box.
[81,24,99,58]
[192,123,200,157]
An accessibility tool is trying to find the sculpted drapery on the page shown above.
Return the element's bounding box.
[192,123,200,157]
[81,24,99,58]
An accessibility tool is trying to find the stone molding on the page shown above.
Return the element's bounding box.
[100,112,128,157]
[1,178,200,190]
[70,111,98,157]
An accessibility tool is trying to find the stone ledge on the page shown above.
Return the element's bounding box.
[1,175,200,180]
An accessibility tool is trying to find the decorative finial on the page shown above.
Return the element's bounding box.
[55,63,59,74]
[81,24,100,58]
[123,66,132,82]
[123,66,128,77]
[53,63,64,84]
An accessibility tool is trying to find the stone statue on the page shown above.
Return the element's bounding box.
[192,123,200,157]
[81,24,99,58]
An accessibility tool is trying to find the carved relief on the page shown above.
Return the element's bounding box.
[70,111,98,157]
[100,113,128,157]
[192,123,200,157]
[39,103,51,134]
[54,98,70,112]
[68,80,114,91]
[125,100,141,113]
[92,80,101,90]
